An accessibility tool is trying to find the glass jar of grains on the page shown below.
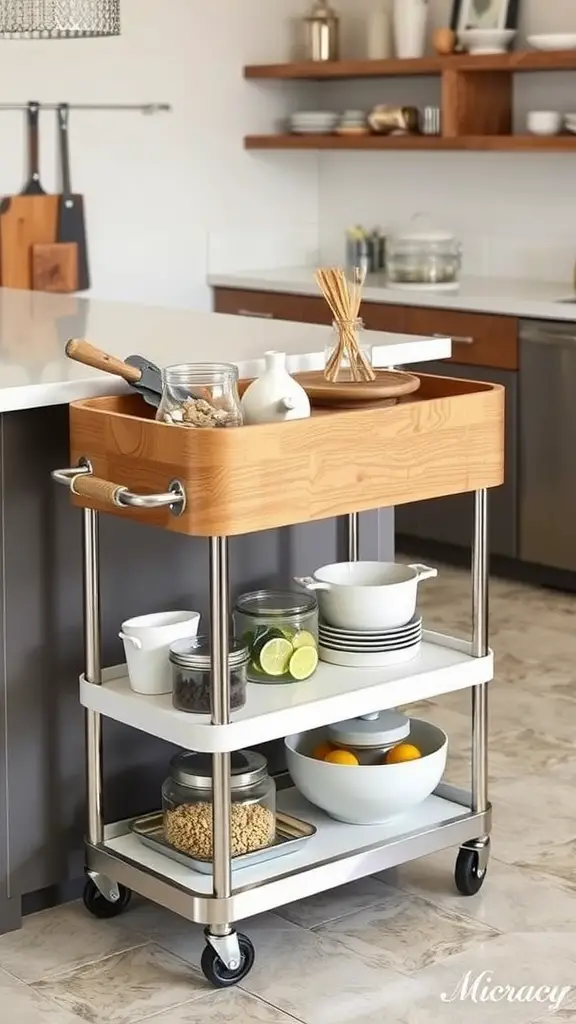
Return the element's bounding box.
[170,636,248,715]
[156,363,243,428]
[162,750,276,860]
[234,589,319,683]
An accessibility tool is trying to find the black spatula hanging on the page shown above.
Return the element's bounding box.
[57,103,90,290]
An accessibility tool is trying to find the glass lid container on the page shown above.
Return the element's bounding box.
[388,213,458,253]
[327,710,410,749]
[169,750,268,791]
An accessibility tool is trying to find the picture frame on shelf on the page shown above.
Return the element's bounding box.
[450,0,520,32]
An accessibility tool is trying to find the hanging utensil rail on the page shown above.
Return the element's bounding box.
[0,103,171,114]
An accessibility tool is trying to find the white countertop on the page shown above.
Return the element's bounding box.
[208,266,576,321]
[0,287,450,412]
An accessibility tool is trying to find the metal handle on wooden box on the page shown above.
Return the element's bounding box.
[51,465,186,515]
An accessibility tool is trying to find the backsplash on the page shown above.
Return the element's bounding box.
[316,0,576,284]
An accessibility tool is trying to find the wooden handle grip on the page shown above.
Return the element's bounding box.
[71,475,127,506]
[66,338,142,384]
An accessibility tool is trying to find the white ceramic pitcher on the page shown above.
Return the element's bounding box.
[119,610,200,695]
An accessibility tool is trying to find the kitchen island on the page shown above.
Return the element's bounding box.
[0,287,447,935]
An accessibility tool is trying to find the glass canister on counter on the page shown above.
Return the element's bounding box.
[170,636,249,714]
[156,363,243,428]
[234,590,319,683]
[162,750,276,859]
[386,214,461,290]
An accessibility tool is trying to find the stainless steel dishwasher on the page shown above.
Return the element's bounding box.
[520,318,576,571]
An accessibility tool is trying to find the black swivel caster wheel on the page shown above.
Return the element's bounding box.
[82,878,132,919]
[201,933,255,989]
[455,846,488,896]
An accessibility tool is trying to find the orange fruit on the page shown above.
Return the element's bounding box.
[385,743,422,765]
[324,749,360,766]
[311,741,334,761]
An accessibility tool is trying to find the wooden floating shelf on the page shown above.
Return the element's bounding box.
[245,134,576,152]
[244,49,576,80]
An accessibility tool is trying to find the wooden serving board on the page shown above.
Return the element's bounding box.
[0,194,59,289]
[68,373,505,538]
[294,369,421,407]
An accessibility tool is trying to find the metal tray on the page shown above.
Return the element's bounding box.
[131,810,317,875]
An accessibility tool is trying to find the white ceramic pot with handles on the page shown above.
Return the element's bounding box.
[119,610,200,695]
[294,561,437,630]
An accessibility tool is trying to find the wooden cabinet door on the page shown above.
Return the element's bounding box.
[403,307,518,370]
[213,288,330,324]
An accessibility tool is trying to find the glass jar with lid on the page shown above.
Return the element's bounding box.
[162,749,276,860]
[156,363,243,428]
[234,589,319,683]
[170,636,249,715]
[386,213,461,291]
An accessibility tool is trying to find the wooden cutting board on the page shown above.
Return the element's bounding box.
[0,194,59,288]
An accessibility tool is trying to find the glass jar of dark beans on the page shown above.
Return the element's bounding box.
[170,635,248,714]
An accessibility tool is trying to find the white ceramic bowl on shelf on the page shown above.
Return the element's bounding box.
[528,34,576,51]
[457,28,516,54]
[285,719,448,825]
[527,110,562,136]
[294,561,437,630]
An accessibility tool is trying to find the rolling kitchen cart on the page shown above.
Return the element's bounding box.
[52,372,504,988]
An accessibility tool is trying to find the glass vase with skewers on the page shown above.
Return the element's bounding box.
[325,318,373,383]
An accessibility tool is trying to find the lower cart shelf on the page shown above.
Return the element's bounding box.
[80,632,493,753]
[88,786,491,926]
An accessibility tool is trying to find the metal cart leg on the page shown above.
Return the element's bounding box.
[82,509,130,916]
[455,488,491,894]
[202,536,255,986]
[346,511,359,562]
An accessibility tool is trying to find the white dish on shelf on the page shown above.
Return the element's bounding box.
[320,614,422,640]
[319,638,422,653]
[457,28,516,54]
[318,625,422,649]
[527,110,562,135]
[319,640,421,667]
[285,719,448,825]
[528,33,576,51]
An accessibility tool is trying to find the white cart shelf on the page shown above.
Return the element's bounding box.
[93,787,484,925]
[81,633,493,753]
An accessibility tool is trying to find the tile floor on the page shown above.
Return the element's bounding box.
[2,561,576,1023]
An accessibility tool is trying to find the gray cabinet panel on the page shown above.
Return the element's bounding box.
[0,406,388,912]
[395,363,517,557]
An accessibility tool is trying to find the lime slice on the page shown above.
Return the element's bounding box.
[292,630,317,650]
[259,637,293,677]
[251,626,284,659]
[289,645,318,681]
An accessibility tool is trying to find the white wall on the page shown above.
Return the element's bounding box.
[318,0,576,282]
[0,0,319,309]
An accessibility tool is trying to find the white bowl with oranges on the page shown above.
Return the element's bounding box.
[285,718,447,825]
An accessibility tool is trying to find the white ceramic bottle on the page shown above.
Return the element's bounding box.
[393,0,428,59]
[367,6,392,60]
[241,351,311,425]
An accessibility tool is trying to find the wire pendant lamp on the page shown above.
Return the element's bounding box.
[0,0,120,37]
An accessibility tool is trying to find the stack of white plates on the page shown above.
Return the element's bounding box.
[336,109,368,136]
[566,113,576,135]
[290,110,338,135]
[318,615,423,668]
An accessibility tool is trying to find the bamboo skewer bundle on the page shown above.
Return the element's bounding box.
[315,266,376,383]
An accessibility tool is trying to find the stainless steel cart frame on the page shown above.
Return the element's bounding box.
[53,463,491,980]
